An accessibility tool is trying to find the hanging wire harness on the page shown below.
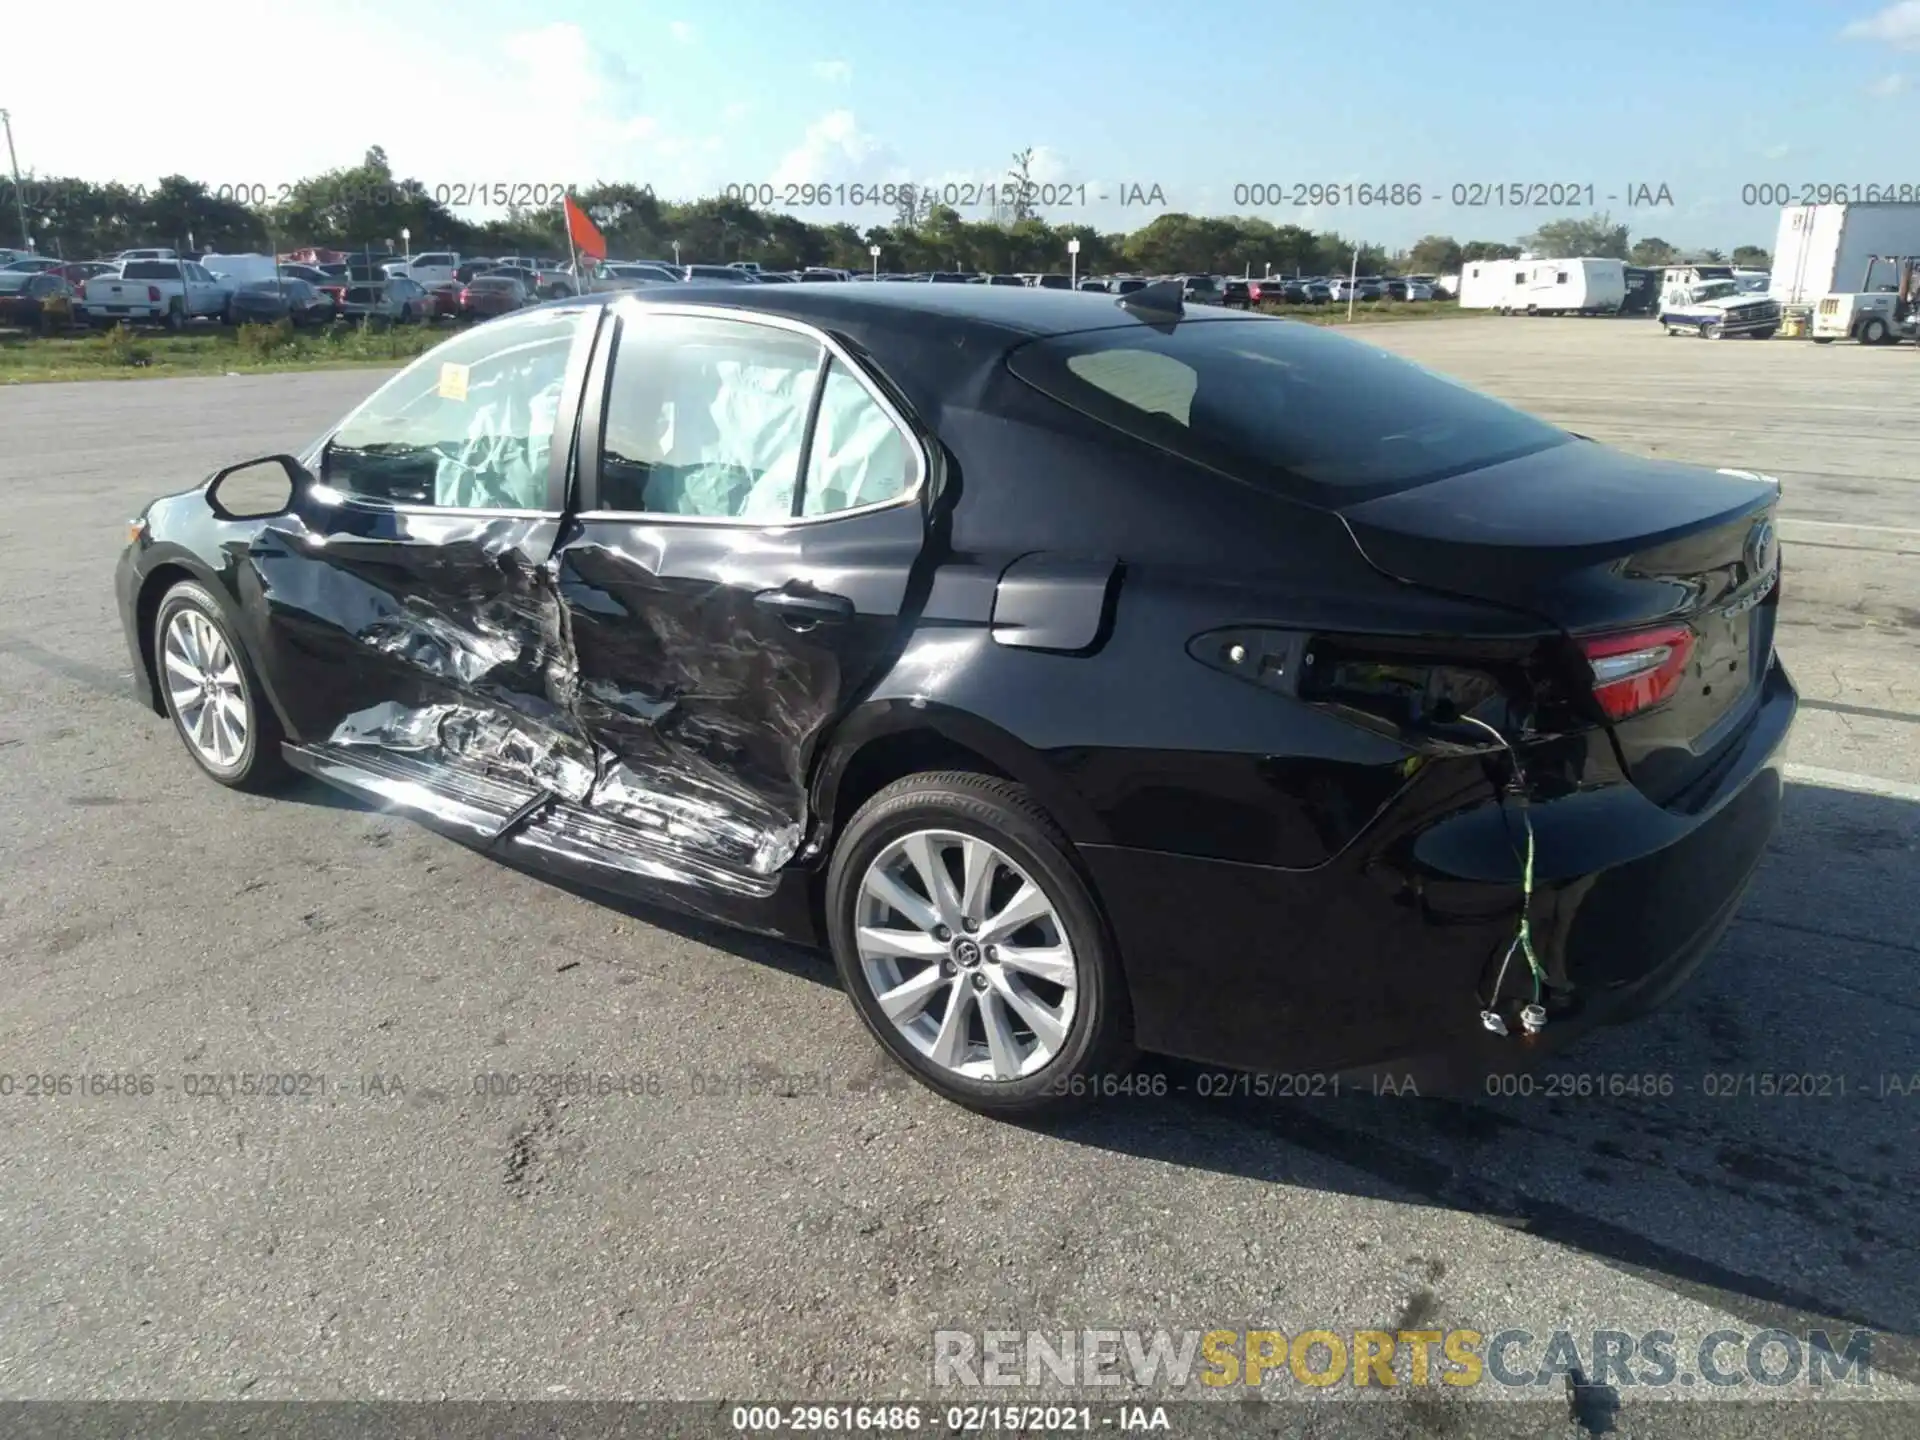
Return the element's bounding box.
[1455,714,1549,1038]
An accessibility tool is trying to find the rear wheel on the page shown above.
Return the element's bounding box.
[1860,318,1889,345]
[153,581,293,792]
[827,772,1134,1115]
[1753,327,1777,340]
[164,301,186,333]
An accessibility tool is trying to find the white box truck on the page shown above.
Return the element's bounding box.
[1769,203,1920,309]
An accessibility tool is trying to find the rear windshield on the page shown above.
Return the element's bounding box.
[1006,317,1572,500]
[123,262,180,280]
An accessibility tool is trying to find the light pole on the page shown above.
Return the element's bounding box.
[401,227,411,262]
[869,243,880,278]
[672,239,681,266]
[1067,236,1080,287]
[0,108,26,251]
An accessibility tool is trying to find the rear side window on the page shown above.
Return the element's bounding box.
[1006,318,1572,500]
[598,314,918,521]
[599,314,822,520]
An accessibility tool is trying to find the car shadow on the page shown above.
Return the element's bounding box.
[1039,778,1920,1380]
[282,752,1920,1374]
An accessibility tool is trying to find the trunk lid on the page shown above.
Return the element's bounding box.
[1338,440,1782,804]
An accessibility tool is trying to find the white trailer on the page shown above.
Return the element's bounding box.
[1455,258,1526,308]
[1454,256,1624,313]
[1512,257,1626,314]
[1769,203,1920,308]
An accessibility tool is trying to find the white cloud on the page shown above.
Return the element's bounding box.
[770,111,908,188]
[1842,1,1920,47]
[1868,72,1909,94]
[810,60,853,83]
[0,10,729,214]
[1761,143,1792,160]
[668,20,695,43]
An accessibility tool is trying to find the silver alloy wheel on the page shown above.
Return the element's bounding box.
[162,608,249,769]
[855,828,1078,1082]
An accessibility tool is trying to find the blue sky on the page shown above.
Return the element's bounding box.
[11,0,1919,251]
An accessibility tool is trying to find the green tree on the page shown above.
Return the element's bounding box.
[1692,247,1727,263]
[269,147,462,250]
[1460,240,1522,262]
[1408,234,1464,275]
[1731,245,1771,269]
[1520,212,1629,259]
[1628,236,1679,266]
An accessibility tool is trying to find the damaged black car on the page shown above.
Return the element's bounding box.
[116,281,1794,1113]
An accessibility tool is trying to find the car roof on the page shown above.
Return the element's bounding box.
[595,279,1252,342]
[535,283,1261,421]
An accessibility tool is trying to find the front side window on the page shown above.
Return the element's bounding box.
[322,310,581,509]
[1008,316,1572,501]
[600,314,821,520]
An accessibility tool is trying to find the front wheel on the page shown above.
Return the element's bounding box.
[1752,327,1778,340]
[1860,318,1889,345]
[1700,321,1722,340]
[154,581,293,792]
[826,772,1134,1116]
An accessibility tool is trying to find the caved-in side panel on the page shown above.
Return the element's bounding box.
[241,506,601,800]
[554,503,922,889]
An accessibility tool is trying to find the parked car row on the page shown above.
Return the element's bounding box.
[2,244,1454,339]
[0,248,554,335]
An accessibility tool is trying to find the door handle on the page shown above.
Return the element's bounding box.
[753,585,854,630]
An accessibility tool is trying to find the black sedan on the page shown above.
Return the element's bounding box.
[114,282,1793,1114]
[227,278,336,327]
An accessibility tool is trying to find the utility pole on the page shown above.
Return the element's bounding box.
[1,109,29,251]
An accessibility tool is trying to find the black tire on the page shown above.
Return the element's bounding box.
[1753,327,1777,340]
[153,580,294,793]
[826,771,1135,1116]
[1700,320,1721,340]
[1860,318,1889,345]
[164,301,186,333]
[1812,336,1835,345]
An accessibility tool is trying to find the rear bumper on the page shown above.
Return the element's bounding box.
[1082,656,1796,1093]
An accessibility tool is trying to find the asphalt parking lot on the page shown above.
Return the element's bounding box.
[1,319,1916,1435]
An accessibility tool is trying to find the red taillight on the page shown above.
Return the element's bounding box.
[1580,625,1694,720]
[147,285,161,302]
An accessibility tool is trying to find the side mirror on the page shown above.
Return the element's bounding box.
[206,454,308,520]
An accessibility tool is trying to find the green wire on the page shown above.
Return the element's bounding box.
[1515,798,1544,1001]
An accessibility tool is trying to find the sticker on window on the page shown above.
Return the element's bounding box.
[437,362,470,402]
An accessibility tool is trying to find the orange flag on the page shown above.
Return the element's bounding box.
[563,194,606,260]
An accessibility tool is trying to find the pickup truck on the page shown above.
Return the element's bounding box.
[82,259,232,329]
[489,256,578,298]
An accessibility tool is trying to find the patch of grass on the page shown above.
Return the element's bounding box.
[88,322,157,368]
[0,318,449,384]
[1253,299,1492,324]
